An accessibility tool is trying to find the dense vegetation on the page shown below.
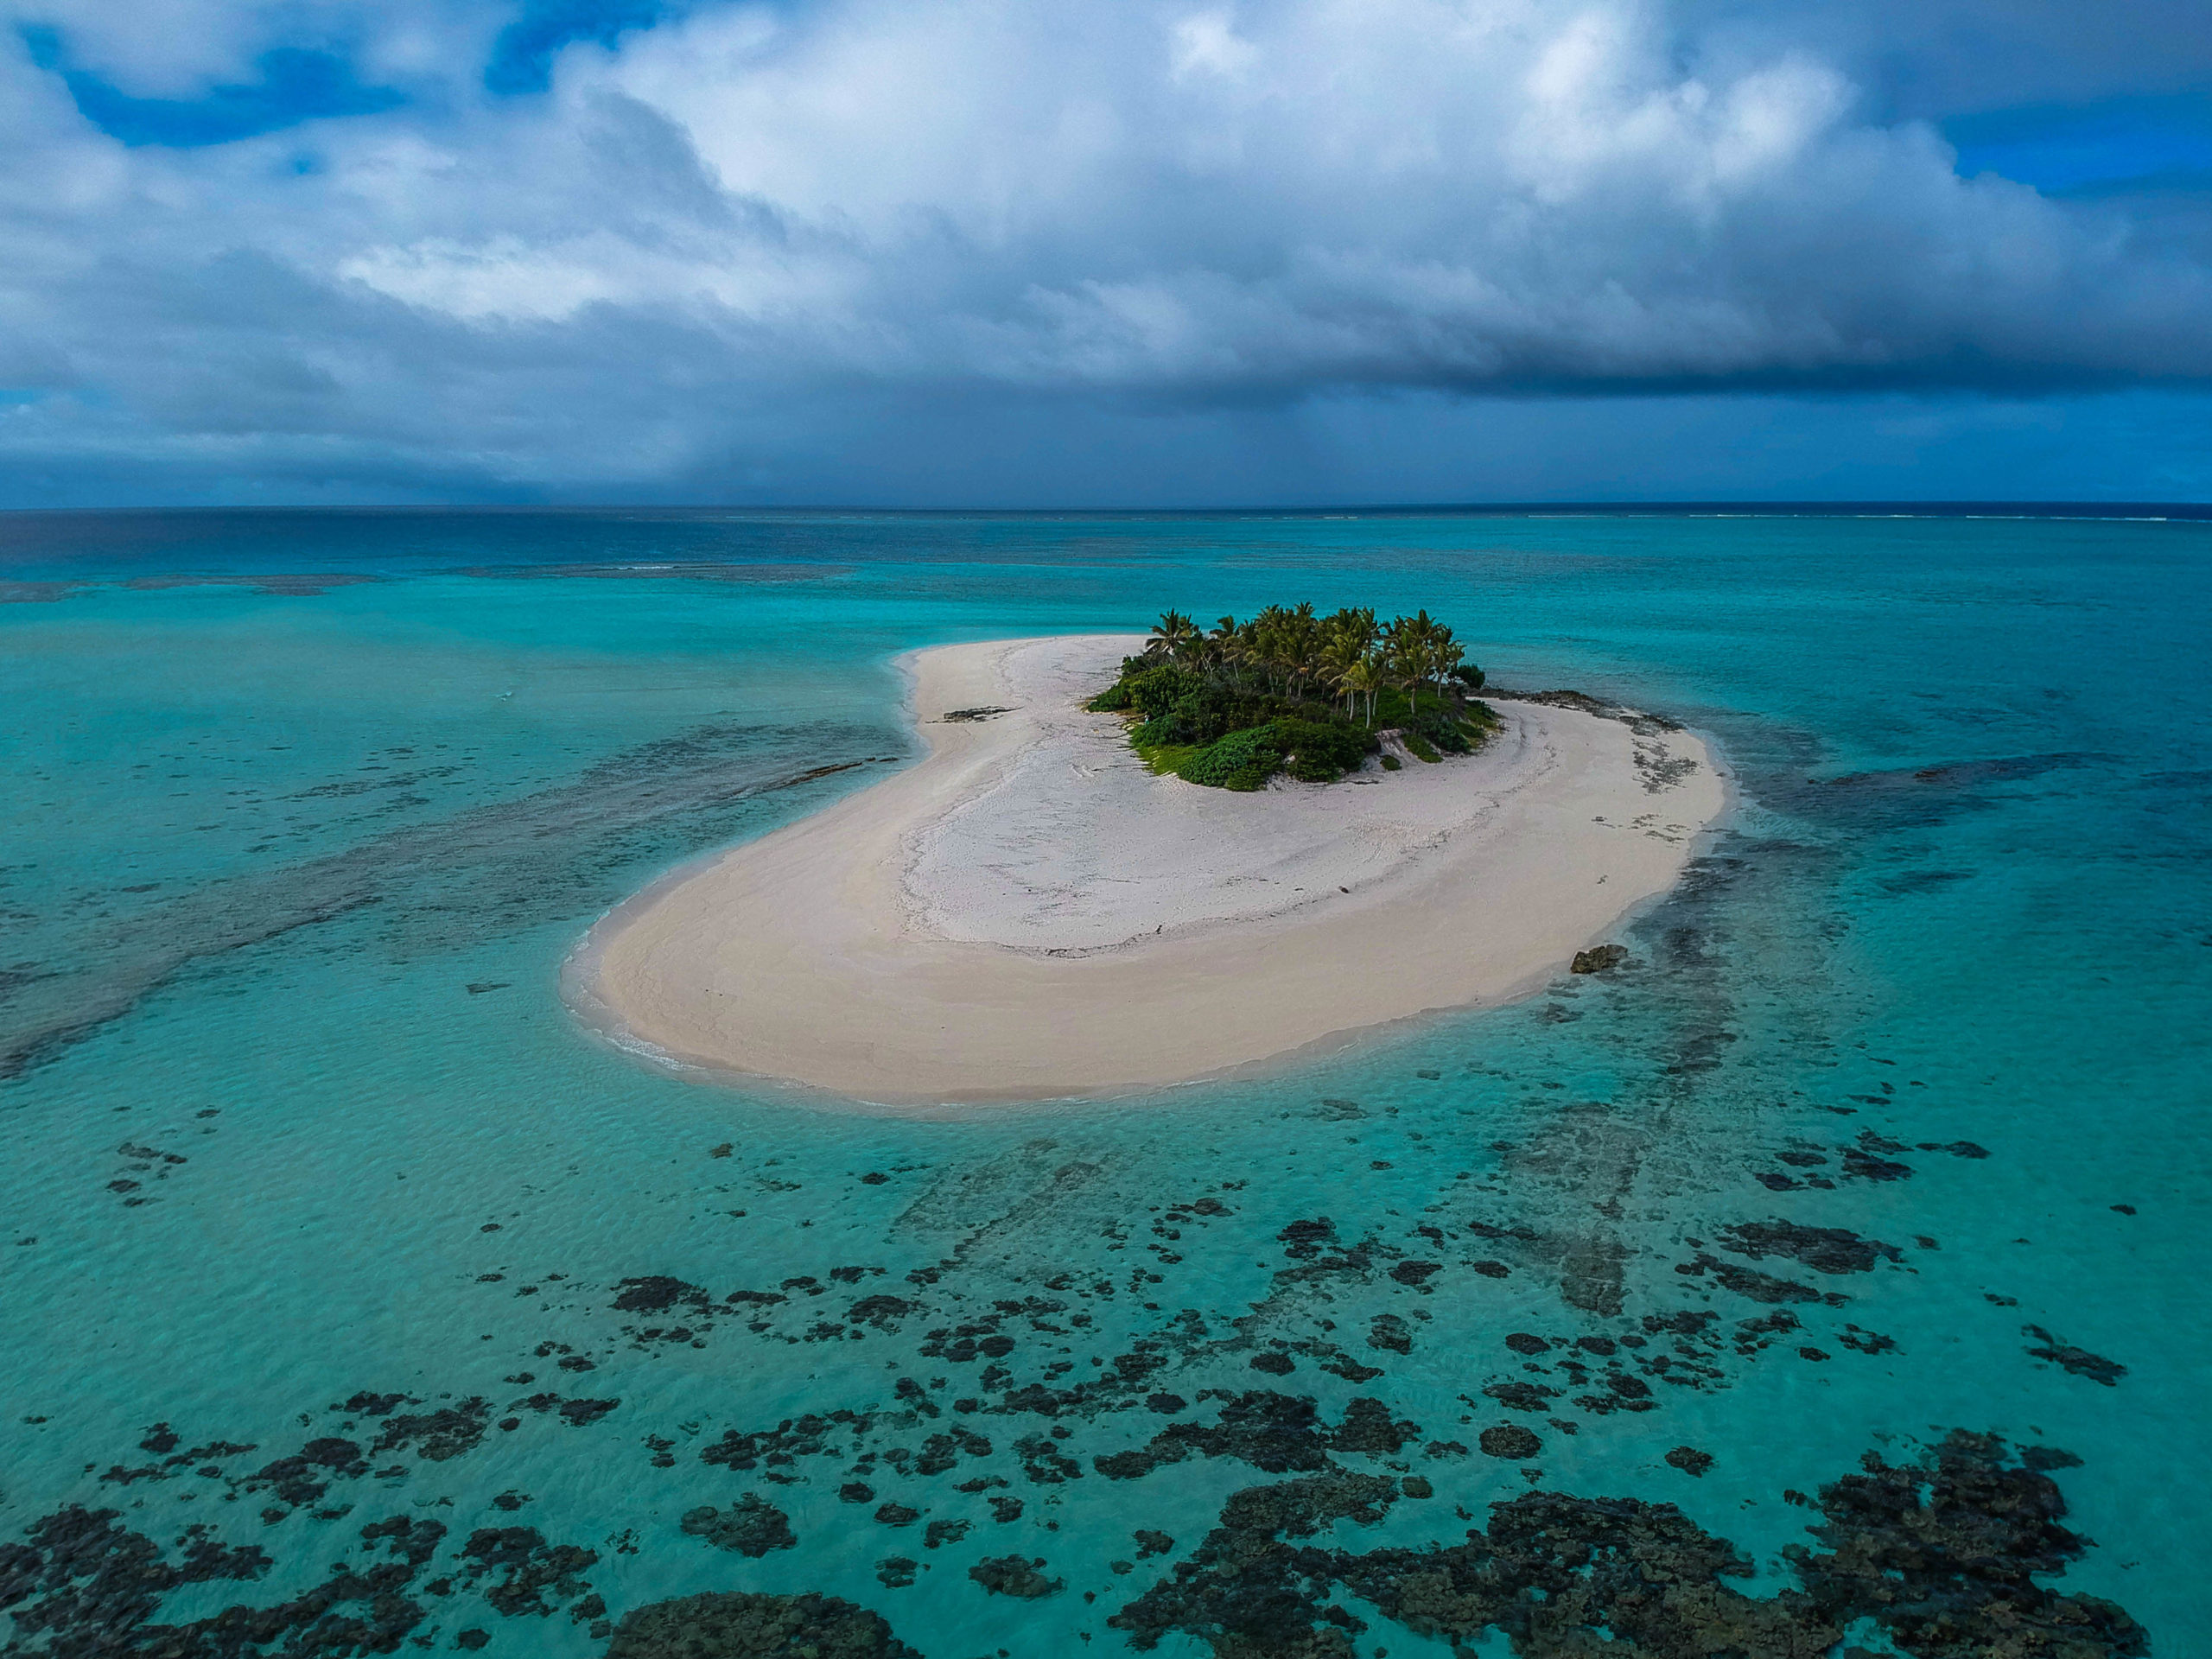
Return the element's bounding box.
[1089,604,1499,790]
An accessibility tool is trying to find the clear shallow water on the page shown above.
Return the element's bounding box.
[2,508,2208,1657]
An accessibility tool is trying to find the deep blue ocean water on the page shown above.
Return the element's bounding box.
[2,508,2208,1657]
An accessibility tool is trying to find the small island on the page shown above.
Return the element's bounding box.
[1090,606,1499,788]
[576,633,1729,1106]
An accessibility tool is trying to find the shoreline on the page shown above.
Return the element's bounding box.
[571,634,1730,1108]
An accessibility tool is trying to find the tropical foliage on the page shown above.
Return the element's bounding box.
[1089,602,1497,790]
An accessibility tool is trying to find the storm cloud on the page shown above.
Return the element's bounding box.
[3,0,2209,502]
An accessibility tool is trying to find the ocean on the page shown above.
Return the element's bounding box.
[2,506,2207,1657]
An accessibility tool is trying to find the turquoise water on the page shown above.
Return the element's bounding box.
[3,509,2208,1657]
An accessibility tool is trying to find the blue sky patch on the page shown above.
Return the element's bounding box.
[21,27,404,148]
[485,0,681,95]
[1945,92,2212,195]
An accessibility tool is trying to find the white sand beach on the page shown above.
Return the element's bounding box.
[575,634,1727,1105]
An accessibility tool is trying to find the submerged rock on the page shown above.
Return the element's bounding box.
[1664,1446,1715,1477]
[1559,1231,1628,1315]
[2024,1325,2128,1386]
[603,1590,919,1657]
[1095,1391,1395,1480]
[613,1276,714,1315]
[968,1554,1064,1598]
[0,1505,479,1656]
[457,1524,598,1617]
[1367,1314,1412,1354]
[1482,1381,1557,1414]
[1676,1250,1826,1304]
[1715,1218,1903,1274]
[1478,1424,1542,1459]
[680,1495,797,1557]
[1109,1429,2147,1658]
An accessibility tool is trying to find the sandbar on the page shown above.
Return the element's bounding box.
[573,635,1726,1106]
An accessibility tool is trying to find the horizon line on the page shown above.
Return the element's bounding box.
[2,499,2209,522]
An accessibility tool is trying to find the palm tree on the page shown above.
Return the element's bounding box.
[1274,612,1302,694]
[1226,620,1255,690]
[1319,630,1367,717]
[1339,655,1381,727]
[1330,606,1378,657]
[1389,609,1461,711]
[1201,615,1242,682]
[1428,632,1464,699]
[1381,615,1424,720]
[1147,609,1199,661]
[1406,609,1436,688]
[1133,600,1468,723]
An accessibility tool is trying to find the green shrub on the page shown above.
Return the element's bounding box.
[1272,717,1375,782]
[1380,754,1402,772]
[1121,664,1207,718]
[1179,724,1283,791]
[1131,711,1180,747]
[1411,713,1466,754]
[1403,734,1441,764]
[1401,698,1501,758]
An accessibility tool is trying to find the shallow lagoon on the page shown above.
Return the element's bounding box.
[2,508,2207,1656]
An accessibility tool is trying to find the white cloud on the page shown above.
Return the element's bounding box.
[0,0,2207,499]
[1171,10,1257,82]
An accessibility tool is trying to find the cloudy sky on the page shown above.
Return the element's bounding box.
[4,0,2211,505]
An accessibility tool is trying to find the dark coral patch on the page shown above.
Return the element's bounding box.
[603,1590,919,1656]
[1716,1219,1902,1274]
[1478,1424,1542,1459]
[968,1555,1063,1599]
[2024,1325,2126,1386]
[1665,1446,1715,1477]
[1109,1430,2145,1658]
[680,1496,796,1557]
